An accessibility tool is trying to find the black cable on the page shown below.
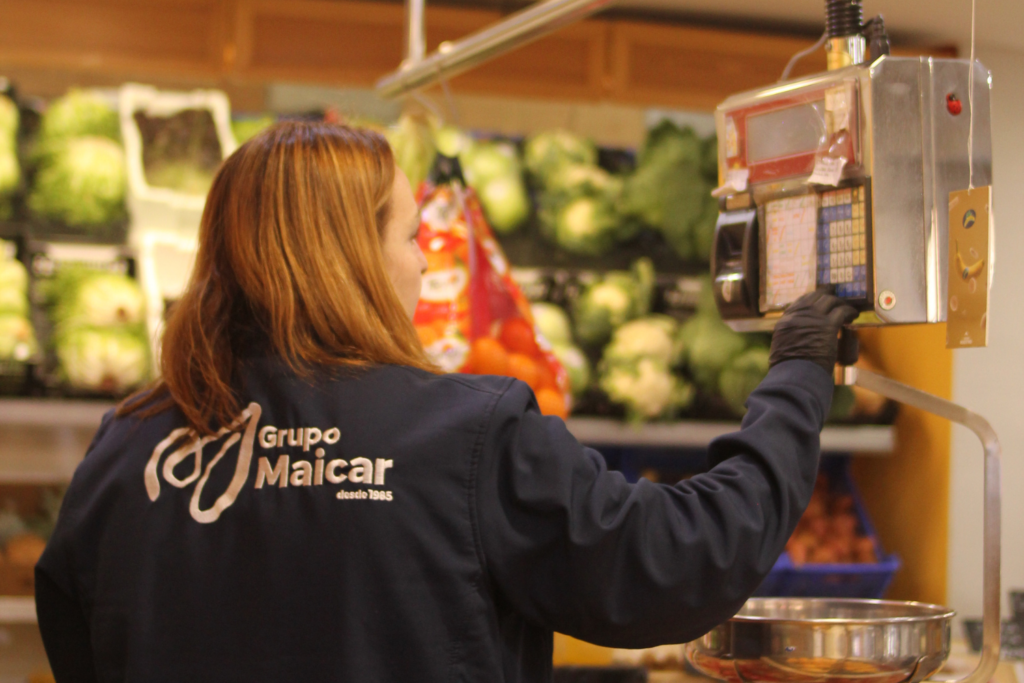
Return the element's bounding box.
[825,0,864,38]
[863,15,891,60]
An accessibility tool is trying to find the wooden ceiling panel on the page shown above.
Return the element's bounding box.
[0,0,227,76]
[235,0,406,84]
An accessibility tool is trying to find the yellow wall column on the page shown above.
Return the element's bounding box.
[853,324,953,606]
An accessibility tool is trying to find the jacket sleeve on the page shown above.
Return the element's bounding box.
[34,409,114,682]
[474,359,833,648]
[35,569,98,683]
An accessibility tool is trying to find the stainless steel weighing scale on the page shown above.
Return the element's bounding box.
[694,2,1001,682]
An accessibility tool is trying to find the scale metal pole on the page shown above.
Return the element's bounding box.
[837,365,1001,683]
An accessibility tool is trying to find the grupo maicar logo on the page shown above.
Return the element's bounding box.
[144,404,395,524]
[963,209,977,229]
[253,424,393,500]
[144,403,263,524]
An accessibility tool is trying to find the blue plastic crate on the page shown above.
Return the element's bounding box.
[753,458,900,599]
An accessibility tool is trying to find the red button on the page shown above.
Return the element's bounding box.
[947,93,962,115]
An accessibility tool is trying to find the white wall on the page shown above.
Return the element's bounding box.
[948,46,1024,622]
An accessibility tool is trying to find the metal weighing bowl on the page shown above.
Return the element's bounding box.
[686,598,956,683]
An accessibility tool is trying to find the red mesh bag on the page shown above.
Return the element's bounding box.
[413,177,571,418]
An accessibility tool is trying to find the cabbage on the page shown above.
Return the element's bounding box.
[452,140,530,234]
[0,315,37,362]
[523,130,597,182]
[43,267,149,393]
[0,96,17,143]
[619,120,716,262]
[434,125,473,158]
[0,258,28,316]
[679,311,748,392]
[545,163,621,198]
[572,258,654,346]
[598,314,693,422]
[478,175,530,234]
[28,136,126,227]
[553,196,620,256]
[38,89,119,142]
[462,141,519,187]
[57,327,149,393]
[599,357,694,423]
[33,90,119,165]
[537,161,630,251]
[552,343,591,397]
[575,277,633,343]
[51,269,145,330]
[655,179,714,261]
[718,347,770,415]
[602,316,681,367]
[531,302,573,346]
[385,114,437,190]
[231,115,276,144]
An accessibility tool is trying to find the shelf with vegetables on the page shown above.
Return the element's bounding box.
[387,116,898,435]
[0,84,233,257]
[0,239,151,401]
[392,115,719,275]
[0,395,892,478]
[0,87,129,245]
[0,84,234,402]
[1,92,895,445]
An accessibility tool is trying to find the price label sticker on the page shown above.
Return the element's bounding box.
[826,86,852,132]
[725,117,739,158]
[725,168,749,192]
[807,156,847,186]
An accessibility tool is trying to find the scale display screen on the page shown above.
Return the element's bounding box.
[762,194,819,311]
[746,101,826,163]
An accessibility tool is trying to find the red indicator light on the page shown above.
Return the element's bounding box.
[947,93,962,116]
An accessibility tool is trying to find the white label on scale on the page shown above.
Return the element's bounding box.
[725,117,739,158]
[764,194,818,310]
[807,156,847,186]
[825,86,852,132]
[725,168,749,192]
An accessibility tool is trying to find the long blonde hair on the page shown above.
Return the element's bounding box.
[121,122,435,433]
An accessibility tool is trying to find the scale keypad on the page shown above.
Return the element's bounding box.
[817,187,868,299]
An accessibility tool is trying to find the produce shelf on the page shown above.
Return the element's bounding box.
[0,401,892,485]
[0,597,36,624]
[0,399,115,483]
[0,399,114,428]
[566,418,893,454]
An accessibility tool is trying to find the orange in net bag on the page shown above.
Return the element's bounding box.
[413,166,571,419]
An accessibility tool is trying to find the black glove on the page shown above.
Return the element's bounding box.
[769,290,859,374]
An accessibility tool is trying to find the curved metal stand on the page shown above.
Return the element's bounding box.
[838,366,1001,683]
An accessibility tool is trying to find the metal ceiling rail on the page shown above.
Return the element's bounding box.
[376,0,612,99]
[403,0,426,69]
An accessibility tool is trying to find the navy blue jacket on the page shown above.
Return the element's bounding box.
[36,358,832,682]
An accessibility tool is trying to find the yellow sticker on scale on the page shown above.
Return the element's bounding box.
[947,186,992,348]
